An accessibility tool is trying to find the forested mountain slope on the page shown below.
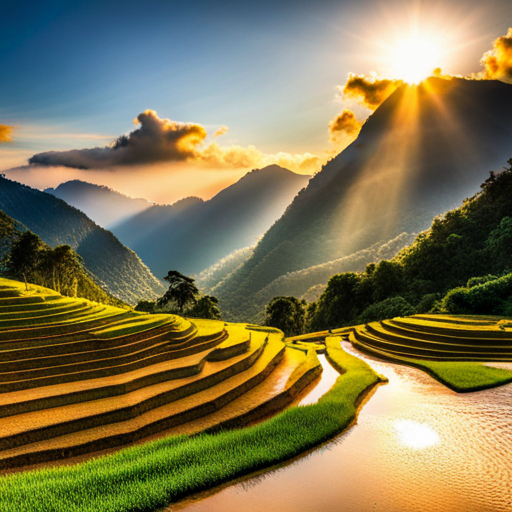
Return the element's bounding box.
[0,177,164,303]
[217,78,512,320]
[111,165,309,276]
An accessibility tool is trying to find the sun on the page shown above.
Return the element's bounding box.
[390,36,442,84]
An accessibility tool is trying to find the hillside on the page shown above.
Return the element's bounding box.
[45,180,153,228]
[0,177,165,303]
[0,210,25,267]
[216,78,512,320]
[111,165,309,276]
[307,163,512,330]
[0,277,320,469]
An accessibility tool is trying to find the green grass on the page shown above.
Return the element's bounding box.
[352,339,512,392]
[403,359,512,392]
[0,338,382,512]
[348,313,512,391]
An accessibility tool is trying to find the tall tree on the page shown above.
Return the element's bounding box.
[264,296,306,337]
[40,245,83,296]
[7,232,46,290]
[158,270,199,312]
[187,295,222,320]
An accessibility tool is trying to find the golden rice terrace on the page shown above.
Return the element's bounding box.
[350,315,512,361]
[0,278,320,470]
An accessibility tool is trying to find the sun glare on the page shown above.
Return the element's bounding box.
[394,420,440,449]
[390,36,442,84]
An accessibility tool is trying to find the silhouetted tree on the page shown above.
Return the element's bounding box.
[135,300,157,313]
[264,296,306,337]
[158,270,199,312]
[7,232,46,290]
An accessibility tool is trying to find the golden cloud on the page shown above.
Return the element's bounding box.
[481,27,512,81]
[328,109,362,143]
[213,125,229,138]
[28,110,320,174]
[0,125,14,143]
[342,73,403,110]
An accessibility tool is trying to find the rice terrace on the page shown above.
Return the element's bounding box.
[2,1,512,511]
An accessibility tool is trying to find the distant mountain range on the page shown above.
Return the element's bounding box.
[47,165,309,278]
[0,177,164,303]
[215,77,512,320]
[45,181,153,228]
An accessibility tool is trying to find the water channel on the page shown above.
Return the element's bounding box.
[171,343,512,512]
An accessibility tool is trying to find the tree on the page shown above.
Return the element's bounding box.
[357,296,415,324]
[187,295,222,320]
[158,270,199,312]
[7,232,46,290]
[134,300,157,313]
[264,296,306,337]
[40,245,83,296]
[308,272,362,331]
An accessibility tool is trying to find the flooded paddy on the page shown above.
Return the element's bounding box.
[172,343,512,512]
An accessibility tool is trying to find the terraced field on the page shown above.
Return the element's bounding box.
[350,314,512,361]
[346,314,512,391]
[0,278,321,470]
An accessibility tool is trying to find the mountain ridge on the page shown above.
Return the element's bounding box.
[45,180,153,228]
[110,164,309,277]
[0,177,165,303]
[216,77,512,320]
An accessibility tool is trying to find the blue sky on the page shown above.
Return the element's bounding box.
[2,0,512,202]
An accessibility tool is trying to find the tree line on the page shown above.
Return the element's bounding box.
[265,161,512,336]
[3,230,123,305]
[136,270,222,320]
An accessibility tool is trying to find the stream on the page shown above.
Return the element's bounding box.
[171,343,512,512]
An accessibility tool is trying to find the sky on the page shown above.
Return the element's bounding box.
[2,0,512,203]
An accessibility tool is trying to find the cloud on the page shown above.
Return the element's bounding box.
[28,110,321,174]
[213,125,229,138]
[480,27,512,81]
[29,110,207,169]
[198,141,320,172]
[0,125,14,143]
[328,109,362,143]
[342,73,403,110]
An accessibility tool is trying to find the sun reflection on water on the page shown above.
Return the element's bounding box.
[394,419,440,449]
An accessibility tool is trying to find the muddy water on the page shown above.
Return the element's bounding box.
[172,343,512,512]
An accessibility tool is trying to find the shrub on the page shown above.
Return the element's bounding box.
[415,293,440,314]
[467,275,498,288]
[439,287,471,313]
[357,296,415,324]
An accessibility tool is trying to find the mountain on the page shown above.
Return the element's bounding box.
[45,180,153,228]
[0,176,165,303]
[307,162,512,330]
[0,209,126,305]
[216,78,512,320]
[110,165,309,277]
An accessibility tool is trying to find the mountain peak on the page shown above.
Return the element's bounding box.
[215,75,512,320]
[246,164,305,178]
[45,180,152,228]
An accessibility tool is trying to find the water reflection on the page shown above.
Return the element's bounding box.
[297,354,340,406]
[170,342,512,512]
[394,419,440,449]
